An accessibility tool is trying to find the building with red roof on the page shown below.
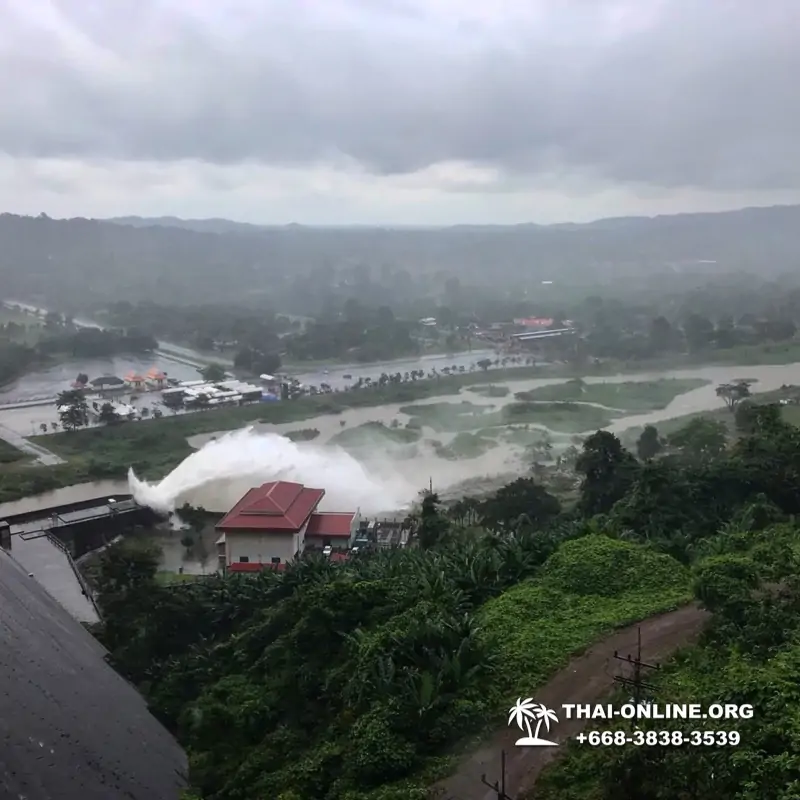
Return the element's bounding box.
[215,480,358,572]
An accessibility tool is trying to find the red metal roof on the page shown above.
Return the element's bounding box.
[216,481,325,532]
[228,561,287,573]
[305,512,356,538]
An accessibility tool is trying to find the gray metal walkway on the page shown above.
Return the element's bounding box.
[9,533,99,624]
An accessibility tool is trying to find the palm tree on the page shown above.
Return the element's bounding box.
[508,698,559,744]
[532,705,559,741]
[508,697,538,740]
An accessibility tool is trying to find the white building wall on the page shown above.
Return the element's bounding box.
[225,531,297,566]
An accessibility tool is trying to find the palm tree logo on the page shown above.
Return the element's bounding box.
[508,698,559,746]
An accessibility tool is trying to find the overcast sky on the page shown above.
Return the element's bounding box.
[1,0,799,225]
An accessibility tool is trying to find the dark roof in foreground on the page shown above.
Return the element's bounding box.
[0,549,187,800]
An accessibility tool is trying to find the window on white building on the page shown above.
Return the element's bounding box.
[239,556,249,563]
[271,557,281,564]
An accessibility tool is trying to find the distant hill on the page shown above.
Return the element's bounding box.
[0,549,186,799]
[108,215,275,235]
[107,205,800,235]
[2,204,800,312]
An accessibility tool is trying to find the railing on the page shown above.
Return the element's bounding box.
[45,533,103,621]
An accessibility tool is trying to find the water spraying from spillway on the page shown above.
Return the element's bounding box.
[128,426,418,516]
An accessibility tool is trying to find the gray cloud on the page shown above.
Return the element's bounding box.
[0,0,798,192]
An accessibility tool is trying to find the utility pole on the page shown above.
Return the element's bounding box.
[612,626,660,704]
[480,749,516,800]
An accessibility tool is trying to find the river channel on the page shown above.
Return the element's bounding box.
[2,360,798,575]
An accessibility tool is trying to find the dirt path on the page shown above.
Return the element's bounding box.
[432,604,710,800]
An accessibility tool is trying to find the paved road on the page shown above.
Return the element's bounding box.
[433,604,710,800]
[0,422,64,464]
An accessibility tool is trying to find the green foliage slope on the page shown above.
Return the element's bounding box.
[93,526,688,800]
[535,520,800,800]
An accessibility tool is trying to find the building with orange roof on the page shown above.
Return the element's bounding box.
[124,372,146,391]
[145,367,167,388]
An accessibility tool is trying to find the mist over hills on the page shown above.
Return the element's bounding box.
[2,204,799,314]
[108,205,800,236]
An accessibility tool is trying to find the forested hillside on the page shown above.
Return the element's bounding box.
[2,205,800,314]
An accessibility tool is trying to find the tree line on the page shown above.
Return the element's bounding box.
[94,275,800,371]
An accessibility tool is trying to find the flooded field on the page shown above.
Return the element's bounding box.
[125,361,796,527]
[172,362,797,494]
[6,360,800,576]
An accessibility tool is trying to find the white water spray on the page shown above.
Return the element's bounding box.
[128,426,418,515]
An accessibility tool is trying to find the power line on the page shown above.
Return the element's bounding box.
[480,749,516,800]
[612,626,660,704]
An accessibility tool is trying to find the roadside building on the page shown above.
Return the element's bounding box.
[215,480,359,573]
[124,372,147,391]
[90,375,125,394]
[145,368,168,389]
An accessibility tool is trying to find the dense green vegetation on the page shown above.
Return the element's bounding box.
[92,281,800,368]
[536,516,800,799]
[515,378,710,411]
[0,438,28,465]
[87,402,800,799]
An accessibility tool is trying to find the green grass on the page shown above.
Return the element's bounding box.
[503,402,619,433]
[515,378,710,412]
[401,400,618,434]
[434,432,498,460]
[480,537,692,703]
[399,401,497,432]
[155,571,203,585]
[328,421,421,450]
